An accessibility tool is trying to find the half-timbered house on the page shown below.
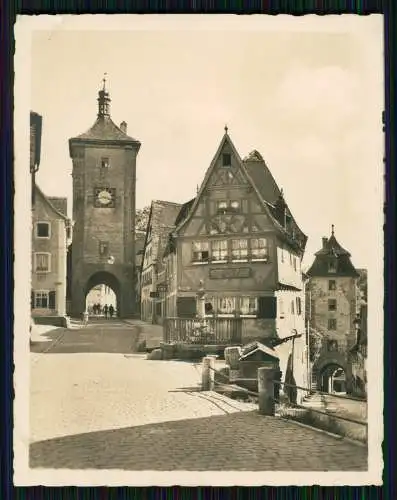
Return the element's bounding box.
[140,200,182,323]
[159,128,309,389]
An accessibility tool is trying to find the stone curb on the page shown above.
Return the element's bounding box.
[277,415,367,448]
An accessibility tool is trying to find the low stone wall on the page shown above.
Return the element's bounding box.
[33,315,70,328]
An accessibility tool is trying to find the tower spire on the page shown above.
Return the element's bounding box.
[97,73,111,117]
[331,224,335,236]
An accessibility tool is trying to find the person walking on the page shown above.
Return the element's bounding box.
[82,310,89,327]
[103,304,109,319]
[109,304,114,319]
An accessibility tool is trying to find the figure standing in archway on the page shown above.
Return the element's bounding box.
[109,304,114,318]
[103,304,109,319]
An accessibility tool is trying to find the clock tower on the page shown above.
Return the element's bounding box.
[68,79,141,318]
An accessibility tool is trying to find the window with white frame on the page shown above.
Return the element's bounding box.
[192,241,209,262]
[216,200,241,214]
[240,296,257,315]
[34,291,49,308]
[218,297,236,314]
[251,238,269,260]
[231,239,248,260]
[35,253,51,272]
[36,222,50,238]
[211,240,228,261]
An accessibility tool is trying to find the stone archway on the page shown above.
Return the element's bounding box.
[318,363,347,394]
[84,271,121,318]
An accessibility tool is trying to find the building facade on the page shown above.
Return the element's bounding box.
[140,200,182,323]
[68,81,141,318]
[148,129,309,391]
[306,228,361,394]
[31,185,71,321]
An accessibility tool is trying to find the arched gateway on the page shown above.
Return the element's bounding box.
[68,79,141,318]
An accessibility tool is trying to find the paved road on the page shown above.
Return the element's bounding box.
[30,319,367,471]
[31,318,141,354]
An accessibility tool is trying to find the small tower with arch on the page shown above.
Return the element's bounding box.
[68,77,141,318]
[306,226,360,393]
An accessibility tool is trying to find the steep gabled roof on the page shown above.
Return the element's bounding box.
[314,234,350,257]
[307,230,359,278]
[34,184,70,222]
[142,200,182,268]
[243,150,281,205]
[173,131,307,254]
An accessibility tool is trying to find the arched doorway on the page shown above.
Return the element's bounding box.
[319,363,347,395]
[84,271,121,318]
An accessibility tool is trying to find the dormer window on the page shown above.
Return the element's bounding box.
[328,258,337,273]
[222,153,231,167]
[101,157,110,169]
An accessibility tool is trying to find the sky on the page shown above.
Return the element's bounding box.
[28,15,384,270]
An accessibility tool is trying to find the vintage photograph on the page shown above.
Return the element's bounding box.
[14,15,383,486]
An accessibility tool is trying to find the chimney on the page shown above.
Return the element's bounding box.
[120,121,127,134]
[322,237,328,249]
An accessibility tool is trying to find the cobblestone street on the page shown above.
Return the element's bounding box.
[30,320,367,471]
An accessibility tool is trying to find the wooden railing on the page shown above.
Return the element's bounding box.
[163,317,243,345]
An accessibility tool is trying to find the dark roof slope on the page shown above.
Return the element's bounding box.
[307,233,359,278]
[48,197,68,218]
[70,116,140,144]
[145,200,182,263]
[34,185,70,222]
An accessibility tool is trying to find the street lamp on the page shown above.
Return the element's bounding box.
[107,255,115,265]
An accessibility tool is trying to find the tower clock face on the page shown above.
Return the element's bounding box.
[94,187,115,207]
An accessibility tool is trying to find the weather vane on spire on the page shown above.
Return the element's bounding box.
[331,224,335,236]
[224,124,228,134]
[102,72,108,90]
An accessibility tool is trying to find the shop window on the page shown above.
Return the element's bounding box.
[240,296,257,315]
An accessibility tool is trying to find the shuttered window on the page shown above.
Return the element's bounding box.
[49,291,56,309]
[257,297,277,319]
[176,297,196,318]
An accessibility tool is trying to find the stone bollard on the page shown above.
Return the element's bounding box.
[202,356,216,391]
[224,346,242,370]
[257,367,276,416]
